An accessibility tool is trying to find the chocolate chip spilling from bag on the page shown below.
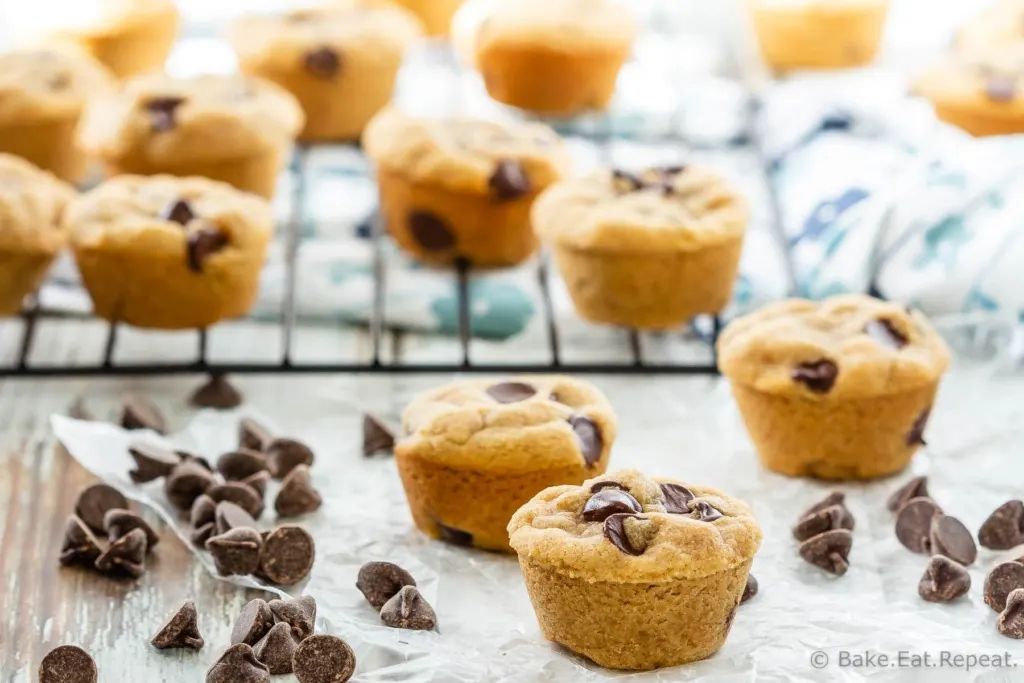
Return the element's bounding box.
[266,437,315,479]
[231,599,276,646]
[380,585,437,631]
[240,417,273,452]
[275,465,323,518]
[206,643,269,683]
[151,600,205,650]
[292,634,356,683]
[128,443,178,483]
[206,527,262,576]
[103,508,159,549]
[268,595,317,641]
[356,561,417,610]
[95,527,147,578]
[165,461,216,511]
[217,449,269,482]
[259,525,316,586]
[918,556,970,603]
[207,482,265,519]
[253,622,299,674]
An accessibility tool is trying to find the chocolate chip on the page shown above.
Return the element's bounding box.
[980,500,1024,550]
[206,643,269,683]
[895,497,942,554]
[362,414,395,456]
[485,381,537,404]
[691,501,724,522]
[207,482,264,519]
[907,409,931,447]
[590,481,627,493]
[191,522,215,546]
[408,211,455,251]
[582,488,642,523]
[38,645,97,683]
[918,556,971,603]
[999,588,1024,639]
[152,600,204,650]
[659,483,695,514]
[741,574,758,603]
[488,160,531,201]
[793,504,855,542]
[187,227,229,273]
[177,450,214,472]
[603,513,647,556]
[103,509,159,550]
[987,74,1017,102]
[568,415,602,467]
[165,461,216,511]
[791,360,838,393]
[253,622,298,675]
[190,494,216,527]
[161,198,195,226]
[145,96,185,132]
[799,529,853,575]
[59,516,102,567]
[986,561,1024,612]
[206,527,262,576]
[356,561,417,610]
[800,491,848,520]
[275,465,322,518]
[865,318,908,349]
[292,634,356,683]
[380,585,437,631]
[930,515,977,566]
[75,483,128,533]
[268,595,316,641]
[217,450,269,482]
[436,522,473,546]
[258,525,315,586]
[121,395,166,433]
[231,599,275,646]
[190,375,243,409]
[611,168,643,192]
[215,501,257,535]
[303,46,341,79]
[95,527,147,578]
[241,470,270,497]
[128,443,178,484]
[266,438,315,479]
[240,417,273,452]
[886,476,929,513]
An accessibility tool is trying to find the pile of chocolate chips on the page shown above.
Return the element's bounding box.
[792,491,855,576]
[977,498,1024,639]
[59,483,158,579]
[356,561,437,631]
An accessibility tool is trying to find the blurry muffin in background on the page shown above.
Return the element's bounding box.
[390,0,465,37]
[473,0,637,116]
[229,2,423,142]
[78,73,304,198]
[956,0,1024,57]
[747,0,890,71]
[0,47,114,182]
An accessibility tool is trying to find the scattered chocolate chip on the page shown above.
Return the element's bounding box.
[930,515,977,566]
[240,417,273,452]
[865,318,908,349]
[59,516,102,567]
[38,645,97,683]
[987,74,1017,103]
[800,491,848,520]
[152,600,204,650]
[895,497,942,554]
[793,504,855,542]
[146,96,185,132]
[177,450,214,472]
[886,476,930,513]
[191,522,215,546]
[303,46,341,79]
[161,198,195,226]
[799,529,853,575]
[659,483,695,514]
[356,561,417,610]
[121,395,166,433]
[231,599,276,646]
[266,438,315,479]
[275,465,322,518]
[165,461,216,511]
[95,527,147,578]
[691,501,724,522]
[207,482,264,519]
[241,470,270,497]
[292,634,356,683]
[75,483,129,533]
[568,415,602,467]
[603,513,647,556]
[590,481,627,493]
[258,525,315,586]
[582,488,642,523]
[128,443,178,484]
[362,414,395,456]
[187,227,229,273]
[979,500,1024,550]
[206,527,262,576]
[985,561,1024,612]
[791,360,838,393]
[216,450,269,482]
[611,168,643,192]
[435,522,473,546]
[268,595,317,641]
[918,556,971,603]
[190,375,243,409]
[253,622,298,674]
[408,211,455,251]
[488,160,531,201]
[215,501,257,535]
[907,409,931,447]
[485,381,537,404]
[206,643,269,683]
[999,588,1024,639]
[741,574,758,603]
[103,509,159,550]
[380,586,436,631]
[191,494,217,527]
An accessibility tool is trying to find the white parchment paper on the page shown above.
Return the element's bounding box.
[50,328,1024,683]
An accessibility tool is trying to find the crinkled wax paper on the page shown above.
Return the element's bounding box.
[51,322,1024,683]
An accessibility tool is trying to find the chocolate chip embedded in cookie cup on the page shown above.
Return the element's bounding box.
[533,165,748,330]
[508,469,762,671]
[363,109,571,267]
[395,376,617,552]
[66,175,272,330]
[718,295,951,481]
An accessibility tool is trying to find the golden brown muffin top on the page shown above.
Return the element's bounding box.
[915,45,1024,119]
[0,47,114,125]
[0,154,75,253]
[363,108,571,196]
[77,73,304,165]
[509,469,762,583]
[474,0,637,52]
[532,165,749,252]
[717,295,951,399]
[397,376,617,473]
